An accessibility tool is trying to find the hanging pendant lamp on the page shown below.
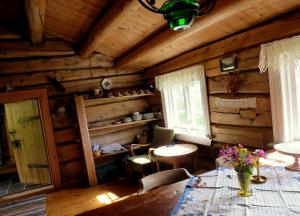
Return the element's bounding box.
[138,0,216,31]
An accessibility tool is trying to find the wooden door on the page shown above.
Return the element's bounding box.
[4,99,51,185]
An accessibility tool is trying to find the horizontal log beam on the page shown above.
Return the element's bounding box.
[0,53,113,74]
[210,111,272,127]
[208,71,269,94]
[0,40,75,59]
[212,124,273,148]
[145,10,300,78]
[209,95,271,113]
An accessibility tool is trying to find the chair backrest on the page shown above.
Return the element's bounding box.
[151,126,175,148]
[138,168,192,194]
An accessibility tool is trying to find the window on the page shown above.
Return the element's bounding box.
[155,65,211,145]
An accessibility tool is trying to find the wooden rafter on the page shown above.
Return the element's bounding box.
[24,0,46,44]
[79,0,140,58]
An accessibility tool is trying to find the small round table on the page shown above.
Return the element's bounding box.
[154,144,198,172]
[274,142,300,171]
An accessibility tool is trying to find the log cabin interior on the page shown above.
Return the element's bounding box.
[1,0,300,215]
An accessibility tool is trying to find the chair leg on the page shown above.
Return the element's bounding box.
[156,161,160,172]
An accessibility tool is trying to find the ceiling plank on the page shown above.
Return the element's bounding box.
[116,0,300,68]
[79,0,140,58]
[24,0,46,44]
[0,40,75,59]
[145,10,300,78]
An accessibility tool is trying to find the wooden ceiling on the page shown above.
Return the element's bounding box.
[1,0,300,70]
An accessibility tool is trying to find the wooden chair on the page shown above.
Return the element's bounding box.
[126,127,175,177]
[138,168,192,194]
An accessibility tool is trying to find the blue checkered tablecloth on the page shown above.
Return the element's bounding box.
[171,167,300,216]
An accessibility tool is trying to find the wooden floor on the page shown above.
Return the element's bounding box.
[46,178,138,216]
[46,168,209,216]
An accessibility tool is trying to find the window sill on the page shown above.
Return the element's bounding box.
[175,133,212,146]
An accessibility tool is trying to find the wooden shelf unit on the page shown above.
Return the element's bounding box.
[75,93,158,186]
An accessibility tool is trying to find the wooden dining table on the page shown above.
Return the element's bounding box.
[77,179,188,216]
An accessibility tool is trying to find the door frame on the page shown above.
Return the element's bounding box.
[0,89,62,191]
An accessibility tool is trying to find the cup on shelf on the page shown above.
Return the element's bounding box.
[139,90,145,94]
[94,89,100,96]
[123,91,130,96]
[122,117,132,123]
[116,92,123,97]
[132,90,137,95]
[132,112,142,121]
[142,112,155,120]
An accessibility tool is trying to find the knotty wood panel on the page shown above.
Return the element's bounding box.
[208,71,269,94]
[59,160,83,182]
[57,143,82,163]
[212,125,273,149]
[54,128,79,144]
[209,96,271,114]
[90,126,148,146]
[210,111,272,127]
[204,47,260,71]
[85,98,149,124]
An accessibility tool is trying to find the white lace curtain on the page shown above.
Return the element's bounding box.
[155,65,204,91]
[259,35,300,143]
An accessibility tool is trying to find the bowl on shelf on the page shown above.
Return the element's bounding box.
[122,117,133,123]
[142,112,155,120]
[132,112,142,121]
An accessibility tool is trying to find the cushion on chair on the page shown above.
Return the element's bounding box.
[128,155,152,165]
[151,127,175,148]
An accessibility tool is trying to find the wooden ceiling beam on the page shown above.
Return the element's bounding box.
[24,0,46,44]
[0,40,75,59]
[116,0,300,68]
[79,0,140,58]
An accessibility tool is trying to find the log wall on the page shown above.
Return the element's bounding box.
[0,53,144,186]
[204,46,273,150]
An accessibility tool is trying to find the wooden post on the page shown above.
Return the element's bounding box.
[24,0,46,44]
[75,96,98,186]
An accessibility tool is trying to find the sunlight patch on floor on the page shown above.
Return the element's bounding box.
[96,192,119,204]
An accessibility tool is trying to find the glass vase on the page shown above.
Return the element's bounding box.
[236,171,252,197]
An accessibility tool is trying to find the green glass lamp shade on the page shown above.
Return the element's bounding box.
[161,0,199,31]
